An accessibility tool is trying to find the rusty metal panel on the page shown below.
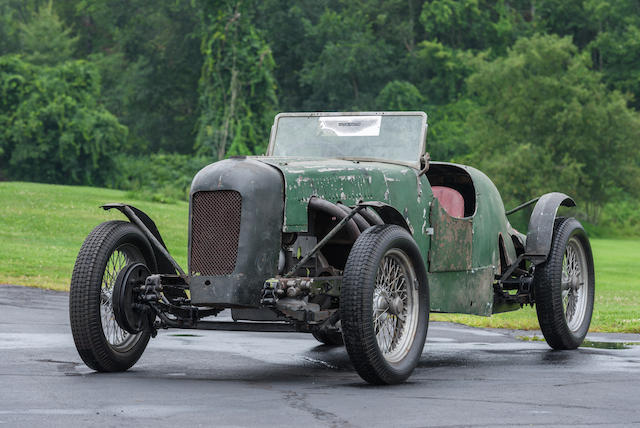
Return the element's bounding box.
[428,267,495,316]
[190,190,242,275]
[428,198,473,272]
[428,162,517,270]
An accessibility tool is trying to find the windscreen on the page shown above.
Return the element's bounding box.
[271,113,425,164]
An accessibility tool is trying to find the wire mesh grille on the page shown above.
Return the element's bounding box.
[190,190,242,275]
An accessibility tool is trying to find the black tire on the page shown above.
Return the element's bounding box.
[340,225,429,385]
[69,221,156,372]
[534,217,595,350]
[312,328,344,346]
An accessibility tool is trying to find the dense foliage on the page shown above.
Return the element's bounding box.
[195,1,277,160]
[0,4,126,185]
[466,34,640,221]
[0,0,639,229]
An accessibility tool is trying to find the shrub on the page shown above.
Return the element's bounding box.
[107,153,211,202]
[0,55,127,186]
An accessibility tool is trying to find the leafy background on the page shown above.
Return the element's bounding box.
[1,0,639,236]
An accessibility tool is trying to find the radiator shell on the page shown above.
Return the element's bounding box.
[188,158,283,307]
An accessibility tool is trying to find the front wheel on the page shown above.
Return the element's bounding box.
[340,225,429,385]
[534,217,595,349]
[70,221,156,371]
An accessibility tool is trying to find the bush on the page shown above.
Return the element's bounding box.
[107,153,211,203]
[0,55,127,186]
[581,199,640,238]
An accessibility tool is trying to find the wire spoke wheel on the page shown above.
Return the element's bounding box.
[341,225,429,385]
[561,237,589,333]
[70,221,155,372]
[534,218,595,350]
[373,249,419,363]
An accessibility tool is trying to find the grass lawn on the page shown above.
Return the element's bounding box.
[1,181,639,333]
[0,182,189,290]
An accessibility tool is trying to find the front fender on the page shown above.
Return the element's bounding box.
[102,203,176,274]
[359,201,412,233]
[525,192,576,264]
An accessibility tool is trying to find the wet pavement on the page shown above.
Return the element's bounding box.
[1,284,639,427]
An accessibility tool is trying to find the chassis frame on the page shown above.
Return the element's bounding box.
[104,191,575,338]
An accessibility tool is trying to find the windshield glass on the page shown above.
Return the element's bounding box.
[270,113,426,165]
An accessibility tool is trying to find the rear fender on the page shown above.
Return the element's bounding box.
[525,193,576,265]
[102,203,176,274]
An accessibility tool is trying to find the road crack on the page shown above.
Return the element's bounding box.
[283,391,353,428]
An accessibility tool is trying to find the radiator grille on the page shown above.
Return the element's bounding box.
[190,190,242,275]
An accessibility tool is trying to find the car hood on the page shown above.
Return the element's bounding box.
[254,156,424,232]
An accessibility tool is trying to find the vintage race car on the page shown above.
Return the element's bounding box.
[70,112,595,384]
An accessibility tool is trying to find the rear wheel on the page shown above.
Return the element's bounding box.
[534,218,595,349]
[341,225,429,385]
[70,221,156,371]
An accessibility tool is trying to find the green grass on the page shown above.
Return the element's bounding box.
[1,181,639,333]
[0,182,188,290]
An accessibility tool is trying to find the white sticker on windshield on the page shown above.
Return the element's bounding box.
[317,115,381,137]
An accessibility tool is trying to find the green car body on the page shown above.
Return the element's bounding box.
[182,112,568,317]
[258,156,518,316]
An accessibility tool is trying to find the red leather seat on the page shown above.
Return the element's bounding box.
[432,186,465,218]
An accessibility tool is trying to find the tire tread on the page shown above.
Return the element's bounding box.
[340,225,428,384]
[69,221,152,372]
[534,217,595,349]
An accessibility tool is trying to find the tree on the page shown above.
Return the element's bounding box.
[376,80,424,111]
[0,0,47,55]
[299,8,393,110]
[195,0,278,160]
[67,0,202,154]
[533,0,597,49]
[585,0,640,109]
[0,2,127,185]
[0,56,127,185]
[0,0,20,55]
[420,0,526,54]
[256,0,422,112]
[425,99,476,161]
[19,1,77,66]
[0,55,30,160]
[404,40,474,105]
[255,0,331,111]
[465,34,640,221]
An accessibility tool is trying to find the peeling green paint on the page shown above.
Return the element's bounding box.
[429,198,472,272]
[257,157,430,236]
[253,157,519,315]
[459,164,518,269]
[428,267,495,316]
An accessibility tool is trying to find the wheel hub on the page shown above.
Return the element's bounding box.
[571,276,581,291]
[388,295,404,316]
[113,262,152,334]
[374,293,389,312]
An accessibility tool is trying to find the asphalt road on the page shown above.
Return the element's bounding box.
[1,284,639,428]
